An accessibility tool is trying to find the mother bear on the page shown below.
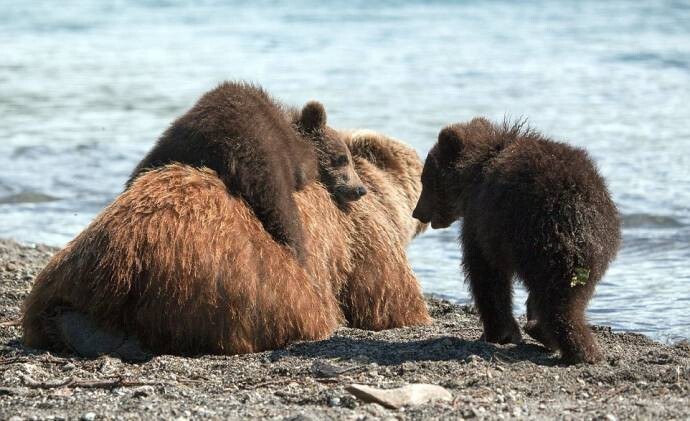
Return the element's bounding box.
[22,130,431,356]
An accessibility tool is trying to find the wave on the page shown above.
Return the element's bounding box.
[611,52,690,71]
[0,192,60,205]
[621,213,684,229]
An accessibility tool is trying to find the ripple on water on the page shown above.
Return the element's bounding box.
[0,192,60,205]
[622,213,684,229]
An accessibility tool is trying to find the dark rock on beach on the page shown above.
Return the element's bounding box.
[0,238,688,419]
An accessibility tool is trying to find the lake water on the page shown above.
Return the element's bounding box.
[1,1,688,343]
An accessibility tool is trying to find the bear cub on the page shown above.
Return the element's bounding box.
[128,81,366,262]
[413,118,621,364]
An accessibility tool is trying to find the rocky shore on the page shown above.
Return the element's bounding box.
[1,239,688,420]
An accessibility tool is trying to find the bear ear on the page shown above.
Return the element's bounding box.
[437,126,463,156]
[298,101,327,133]
[469,116,492,130]
[349,133,402,172]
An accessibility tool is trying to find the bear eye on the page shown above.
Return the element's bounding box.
[332,155,348,167]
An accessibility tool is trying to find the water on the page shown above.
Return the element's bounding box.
[1,1,689,343]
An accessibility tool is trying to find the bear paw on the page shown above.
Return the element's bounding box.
[524,320,559,351]
[561,344,604,365]
[480,320,522,345]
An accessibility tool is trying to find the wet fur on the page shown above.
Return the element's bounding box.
[413,118,621,364]
[22,131,430,356]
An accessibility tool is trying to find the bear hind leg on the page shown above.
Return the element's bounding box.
[524,292,559,351]
[539,284,602,364]
[343,249,431,330]
[28,308,151,361]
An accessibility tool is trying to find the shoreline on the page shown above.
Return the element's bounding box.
[1,238,688,419]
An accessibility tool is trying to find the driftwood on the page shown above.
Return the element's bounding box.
[21,375,162,390]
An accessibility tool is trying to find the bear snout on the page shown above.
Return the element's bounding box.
[334,185,367,203]
[412,205,431,224]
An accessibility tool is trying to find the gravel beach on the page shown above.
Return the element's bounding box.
[1,238,688,420]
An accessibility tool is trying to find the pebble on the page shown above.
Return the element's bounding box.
[61,363,76,371]
[132,385,155,398]
[465,355,482,364]
[401,362,417,372]
[80,413,96,421]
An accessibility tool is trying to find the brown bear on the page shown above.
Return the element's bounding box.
[128,81,366,263]
[22,130,431,357]
[412,118,621,364]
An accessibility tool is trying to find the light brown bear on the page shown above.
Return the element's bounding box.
[22,130,431,357]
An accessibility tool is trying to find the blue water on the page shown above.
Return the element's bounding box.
[1,1,689,343]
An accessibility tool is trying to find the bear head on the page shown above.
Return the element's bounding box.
[295,101,367,205]
[413,117,496,229]
[346,129,427,238]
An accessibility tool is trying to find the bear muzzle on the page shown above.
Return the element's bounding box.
[335,185,367,203]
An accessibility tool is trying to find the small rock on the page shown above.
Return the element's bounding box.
[346,383,452,409]
[80,413,96,421]
[462,408,478,418]
[8,416,23,421]
[400,362,417,373]
[50,387,73,397]
[328,397,341,407]
[465,355,482,364]
[604,415,617,421]
[132,385,155,398]
[311,360,348,377]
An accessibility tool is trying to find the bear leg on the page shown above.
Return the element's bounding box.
[524,293,559,351]
[342,248,431,330]
[540,286,602,364]
[54,310,151,361]
[226,154,307,263]
[462,240,521,345]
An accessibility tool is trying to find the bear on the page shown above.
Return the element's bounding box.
[127,81,367,263]
[22,130,431,357]
[412,117,621,364]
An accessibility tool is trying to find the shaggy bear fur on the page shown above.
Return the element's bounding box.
[128,81,366,262]
[413,118,621,364]
[22,131,430,357]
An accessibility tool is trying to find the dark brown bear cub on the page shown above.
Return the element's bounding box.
[128,81,366,262]
[413,118,621,364]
